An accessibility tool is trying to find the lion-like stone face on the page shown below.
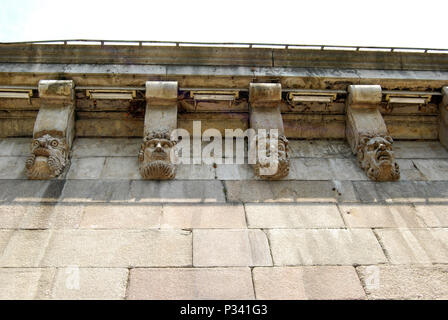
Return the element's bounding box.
[253,134,290,180]
[26,134,67,179]
[357,135,400,181]
[138,130,177,180]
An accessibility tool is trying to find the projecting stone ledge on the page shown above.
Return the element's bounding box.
[346,85,400,181]
[138,81,178,180]
[249,83,290,180]
[26,80,75,180]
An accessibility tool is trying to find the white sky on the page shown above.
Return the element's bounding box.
[1,0,447,48]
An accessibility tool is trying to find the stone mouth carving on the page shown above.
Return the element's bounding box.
[253,134,290,180]
[357,134,400,181]
[139,129,177,180]
[26,134,67,179]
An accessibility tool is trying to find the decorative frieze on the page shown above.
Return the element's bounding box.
[249,83,289,180]
[26,80,75,179]
[346,85,400,181]
[139,81,178,180]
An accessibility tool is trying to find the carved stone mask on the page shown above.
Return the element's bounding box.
[138,130,177,180]
[26,134,67,179]
[253,134,290,180]
[357,135,400,181]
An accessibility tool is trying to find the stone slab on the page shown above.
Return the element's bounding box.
[290,158,366,180]
[0,203,84,229]
[38,230,192,267]
[193,229,272,267]
[0,268,55,299]
[66,157,105,179]
[71,138,140,157]
[100,157,140,180]
[0,156,27,179]
[288,140,352,158]
[357,265,448,299]
[0,138,30,156]
[161,204,246,228]
[225,180,358,203]
[175,164,216,180]
[0,180,65,203]
[245,203,344,228]
[375,228,448,264]
[59,180,130,203]
[130,180,226,203]
[352,181,448,203]
[253,266,366,299]
[80,204,161,229]
[396,159,427,181]
[414,204,448,227]
[267,229,387,265]
[393,141,448,159]
[50,267,128,300]
[128,268,254,300]
[339,204,424,228]
[412,159,448,180]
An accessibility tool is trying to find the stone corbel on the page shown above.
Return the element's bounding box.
[139,81,178,180]
[26,80,75,179]
[346,85,400,181]
[249,83,289,179]
[439,87,448,149]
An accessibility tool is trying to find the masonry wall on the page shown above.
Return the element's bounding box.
[0,137,447,299]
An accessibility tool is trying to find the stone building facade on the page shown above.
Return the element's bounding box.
[0,41,447,299]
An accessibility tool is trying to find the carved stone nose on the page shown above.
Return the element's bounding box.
[155,142,162,152]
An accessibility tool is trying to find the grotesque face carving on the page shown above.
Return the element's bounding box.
[357,135,400,181]
[138,130,177,180]
[26,134,67,179]
[253,134,290,180]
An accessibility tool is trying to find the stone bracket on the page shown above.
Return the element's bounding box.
[346,85,400,181]
[139,81,178,180]
[249,83,289,179]
[26,80,75,179]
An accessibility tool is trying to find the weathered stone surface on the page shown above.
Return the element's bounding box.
[72,138,140,158]
[50,268,128,300]
[193,229,272,267]
[38,80,74,100]
[161,204,246,228]
[245,203,344,228]
[288,140,352,158]
[0,203,83,229]
[267,229,386,265]
[38,230,191,267]
[412,159,448,180]
[80,204,161,229]
[396,159,427,181]
[253,267,366,300]
[393,141,448,159]
[0,230,51,267]
[225,180,358,203]
[215,164,256,180]
[339,204,424,228]
[128,268,254,300]
[353,181,448,203]
[60,180,130,203]
[357,265,448,299]
[130,180,225,203]
[414,204,448,227]
[0,268,55,299]
[66,157,105,179]
[101,157,140,180]
[290,158,366,180]
[375,228,448,264]
[0,138,30,156]
[0,180,64,203]
[0,156,26,179]
[175,164,216,180]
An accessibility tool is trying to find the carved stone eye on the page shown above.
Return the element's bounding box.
[51,140,58,147]
[33,140,39,147]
